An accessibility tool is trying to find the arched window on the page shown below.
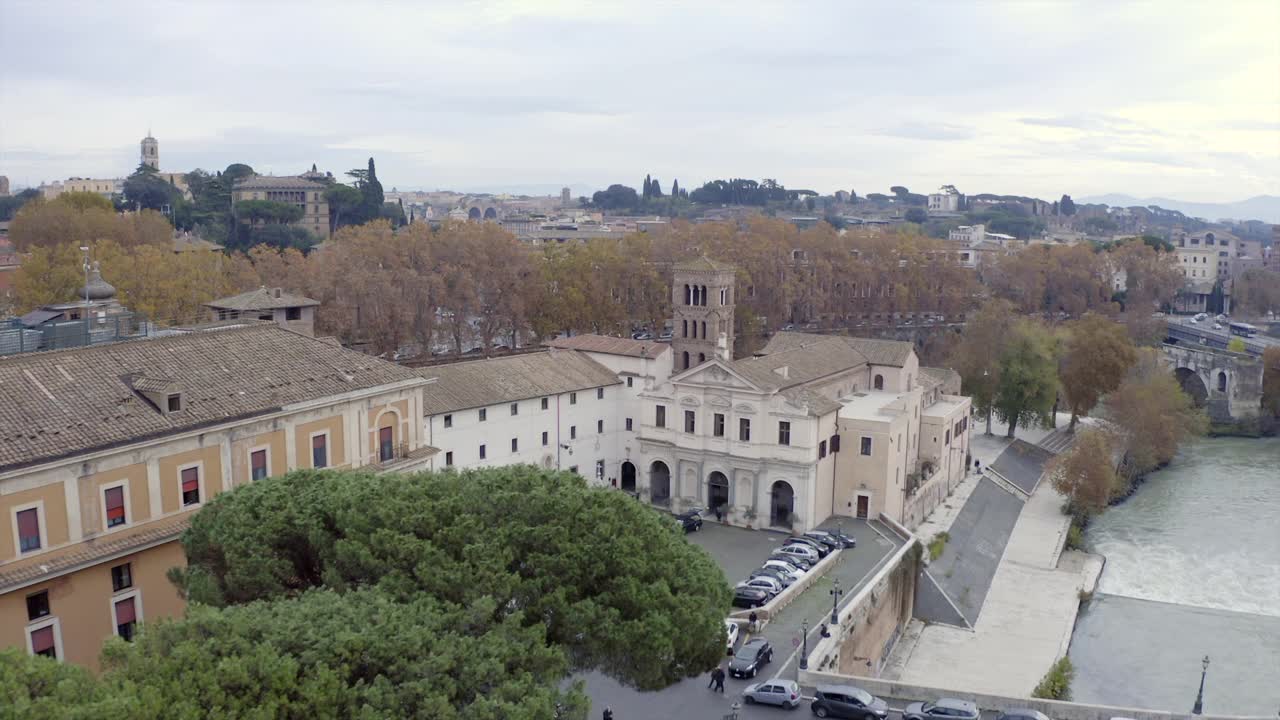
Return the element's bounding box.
[702,321,707,338]
[684,284,691,305]
[700,285,707,305]
[682,351,690,369]
[699,353,706,364]
[1218,371,1227,392]
[682,319,688,337]
[874,374,884,390]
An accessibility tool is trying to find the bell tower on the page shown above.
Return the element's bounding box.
[670,257,736,371]
[140,132,159,170]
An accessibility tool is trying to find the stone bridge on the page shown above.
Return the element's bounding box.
[1161,343,1263,423]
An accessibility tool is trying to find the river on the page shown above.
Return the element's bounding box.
[1068,436,1280,716]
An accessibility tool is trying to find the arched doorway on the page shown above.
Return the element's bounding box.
[483,207,498,220]
[1217,371,1227,392]
[770,480,795,528]
[874,374,884,390]
[1175,367,1208,407]
[708,471,729,514]
[621,461,636,493]
[682,351,690,369]
[650,461,671,506]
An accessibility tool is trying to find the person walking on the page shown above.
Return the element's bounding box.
[707,666,718,689]
[748,610,759,634]
[713,666,726,693]
[602,707,614,720]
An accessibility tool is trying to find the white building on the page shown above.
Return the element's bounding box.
[928,185,963,213]
[948,224,985,244]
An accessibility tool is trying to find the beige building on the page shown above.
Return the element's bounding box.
[203,287,320,337]
[0,324,433,669]
[232,175,331,240]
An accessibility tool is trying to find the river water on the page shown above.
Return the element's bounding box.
[1069,437,1280,716]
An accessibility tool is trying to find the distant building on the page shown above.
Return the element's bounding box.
[203,287,320,337]
[0,176,9,196]
[140,134,159,170]
[560,187,572,207]
[928,185,962,213]
[5,263,141,354]
[232,175,331,240]
[948,224,985,244]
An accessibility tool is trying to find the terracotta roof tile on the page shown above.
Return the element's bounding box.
[420,350,621,415]
[544,334,671,358]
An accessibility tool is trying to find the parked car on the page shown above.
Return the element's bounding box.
[737,576,783,597]
[728,637,774,678]
[775,543,820,564]
[770,551,814,570]
[752,566,796,588]
[743,678,802,708]
[785,535,831,557]
[732,586,770,609]
[724,619,740,654]
[676,509,703,532]
[763,558,807,581]
[903,699,980,720]
[996,710,1050,720]
[658,330,673,341]
[810,685,889,719]
[810,529,856,549]
[799,533,840,554]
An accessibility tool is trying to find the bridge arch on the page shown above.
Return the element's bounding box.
[467,206,482,220]
[1174,367,1208,407]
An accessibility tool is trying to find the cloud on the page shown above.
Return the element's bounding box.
[1018,114,1148,135]
[873,122,975,141]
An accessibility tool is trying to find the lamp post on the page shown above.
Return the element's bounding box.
[799,618,809,673]
[1192,655,1209,715]
[80,246,90,339]
[830,577,843,626]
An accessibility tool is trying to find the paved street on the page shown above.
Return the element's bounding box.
[581,519,903,720]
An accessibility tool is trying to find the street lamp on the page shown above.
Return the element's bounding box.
[830,577,843,626]
[79,247,91,339]
[1192,655,1210,715]
[799,618,809,672]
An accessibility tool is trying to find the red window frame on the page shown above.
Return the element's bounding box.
[180,467,200,506]
[312,434,327,468]
[30,625,55,657]
[379,426,394,462]
[114,596,137,641]
[250,449,268,481]
[104,486,126,528]
[16,508,40,552]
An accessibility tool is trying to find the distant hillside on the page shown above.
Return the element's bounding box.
[1078,194,1280,224]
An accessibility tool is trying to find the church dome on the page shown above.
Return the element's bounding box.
[81,262,116,301]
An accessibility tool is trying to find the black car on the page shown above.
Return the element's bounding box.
[732,585,769,609]
[816,528,857,548]
[728,637,773,678]
[810,684,889,719]
[770,552,814,571]
[676,509,703,532]
[751,566,796,588]
[784,536,830,558]
[803,531,842,553]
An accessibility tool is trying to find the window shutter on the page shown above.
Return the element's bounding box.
[105,487,125,522]
[181,467,199,493]
[17,509,39,539]
[31,626,54,653]
[830,434,841,453]
[312,435,325,450]
[115,597,136,625]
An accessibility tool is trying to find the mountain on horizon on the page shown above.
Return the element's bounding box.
[1078,193,1280,224]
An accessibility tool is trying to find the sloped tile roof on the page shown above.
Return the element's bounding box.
[419,350,621,415]
[760,331,913,368]
[725,337,869,392]
[544,334,670,358]
[204,287,320,311]
[0,325,423,472]
[233,175,324,191]
[673,256,735,273]
[920,366,962,394]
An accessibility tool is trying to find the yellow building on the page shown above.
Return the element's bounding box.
[0,323,433,668]
[232,175,331,240]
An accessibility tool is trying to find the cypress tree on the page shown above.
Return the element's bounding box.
[671,179,680,197]
[643,174,652,200]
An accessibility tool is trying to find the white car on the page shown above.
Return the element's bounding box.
[724,620,740,654]
[763,559,807,581]
[737,576,783,596]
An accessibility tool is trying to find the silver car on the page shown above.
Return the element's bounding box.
[775,543,820,564]
[743,678,801,708]
[737,575,783,596]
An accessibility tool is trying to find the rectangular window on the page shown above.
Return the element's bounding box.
[479,444,487,460]
[597,419,604,434]
[511,438,519,452]
[312,434,328,468]
[443,414,453,428]
[105,486,127,527]
[181,467,200,506]
[626,377,634,388]
[713,413,725,437]
[778,421,791,446]
[830,434,841,453]
[30,625,56,659]
[861,437,873,456]
[167,394,182,413]
[114,596,137,641]
[945,429,952,444]
[739,418,751,441]
[597,387,604,400]
[819,440,828,458]
[26,591,49,621]
[479,408,487,422]
[379,426,394,462]
[286,306,302,321]
[655,405,666,428]
[570,426,577,440]
[570,392,577,405]
[569,465,579,475]
[445,451,453,467]
[250,449,268,481]
[111,563,132,592]
[541,431,549,446]
[541,397,549,410]
[16,508,40,552]
[684,410,696,434]
[625,418,633,431]
[511,402,519,416]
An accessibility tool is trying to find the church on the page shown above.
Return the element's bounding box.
[416,259,973,533]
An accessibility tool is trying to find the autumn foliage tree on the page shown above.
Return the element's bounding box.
[950,299,1016,434]
[1058,314,1137,430]
[992,319,1059,438]
[1048,428,1119,518]
[1100,348,1207,483]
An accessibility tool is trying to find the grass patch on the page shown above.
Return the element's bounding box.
[1065,523,1085,551]
[1032,656,1074,700]
[927,531,950,561]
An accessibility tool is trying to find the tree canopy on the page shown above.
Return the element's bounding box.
[1048,428,1118,518]
[1100,348,1206,480]
[993,319,1059,437]
[1058,314,1137,429]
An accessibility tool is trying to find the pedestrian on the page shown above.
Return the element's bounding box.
[748,610,759,633]
[714,505,723,522]
[602,707,613,720]
[707,667,717,689]
[714,666,726,693]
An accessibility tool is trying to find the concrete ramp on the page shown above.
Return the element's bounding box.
[914,568,972,629]
[989,439,1055,495]
[924,477,1025,626]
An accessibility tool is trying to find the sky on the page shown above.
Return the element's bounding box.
[2,0,1278,202]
